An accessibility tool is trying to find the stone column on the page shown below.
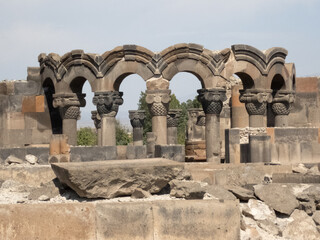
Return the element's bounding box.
[53,93,86,146]
[129,110,145,146]
[145,89,171,145]
[197,88,226,163]
[91,110,102,146]
[167,109,182,145]
[271,90,295,127]
[93,91,123,146]
[239,89,272,127]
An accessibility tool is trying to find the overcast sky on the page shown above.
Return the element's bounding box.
[1,0,319,127]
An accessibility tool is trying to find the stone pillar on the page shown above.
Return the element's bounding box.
[167,109,182,145]
[249,134,271,163]
[129,110,145,146]
[197,88,226,163]
[271,90,295,127]
[231,85,249,128]
[239,89,272,127]
[146,132,157,158]
[53,93,86,146]
[145,89,171,145]
[91,110,102,146]
[93,91,123,146]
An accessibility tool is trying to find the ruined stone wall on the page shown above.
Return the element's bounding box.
[289,76,320,127]
[0,80,52,147]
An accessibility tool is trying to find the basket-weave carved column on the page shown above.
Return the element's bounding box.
[129,110,145,146]
[146,89,171,145]
[91,110,102,146]
[93,91,123,146]
[167,109,182,145]
[197,88,226,163]
[271,90,295,127]
[239,89,272,127]
[53,93,86,146]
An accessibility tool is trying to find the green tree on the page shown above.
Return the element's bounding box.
[137,91,202,144]
[77,127,97,146]
[116,120,132,145]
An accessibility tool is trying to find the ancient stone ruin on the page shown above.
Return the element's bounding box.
[1,43,320,239]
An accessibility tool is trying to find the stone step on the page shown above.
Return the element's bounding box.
[272,173,320,184]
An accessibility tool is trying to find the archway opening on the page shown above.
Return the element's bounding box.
[117,74,146,145]
[234,72,255,89]
[43,78,62,134]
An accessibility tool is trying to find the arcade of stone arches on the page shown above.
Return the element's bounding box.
[32,43,295,163]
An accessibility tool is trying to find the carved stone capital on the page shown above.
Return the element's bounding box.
[145,89,171,117]
[93,91,123,117]
[239,89,272,116]
[53,93,86,120]
[272,90,295,116]
[197,88,226,115]
[129,110,146,128]
[91,110,101,129]
[167,109,182,127]
[196,112,206,126]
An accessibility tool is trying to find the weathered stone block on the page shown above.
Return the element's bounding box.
[51,158,185,199]
[6,112,24,130]
[126,145,147,159]
[152,200,240,240]
[70,146,117,162]
[272,173,320,184]
[0,203,96,240]
[96,202,154,240]
[22,95,36,113]
[155,144,185,162]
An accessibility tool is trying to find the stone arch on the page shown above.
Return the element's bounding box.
[231,44,288,89]
[100,45,156,91]
[42,78,62,134]
[159,43,231,89]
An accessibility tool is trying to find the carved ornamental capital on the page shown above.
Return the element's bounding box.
[272,90,295,116]
[145,89,171,117]
[167,109,182,127]
[129,110,146,128]
[92,91,123,117]
[52,93,86,120]
[91,110,101,129]
[239,89,272,116]
[197,88,226,115]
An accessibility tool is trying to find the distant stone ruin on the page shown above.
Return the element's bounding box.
[1,43,320,240]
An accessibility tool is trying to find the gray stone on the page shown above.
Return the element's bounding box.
[28,180,61,200]
[299,201,316,215]
[131,188,151,199]
[25,154,38,164]
[126,145,147,159]
[205,185,237,201]
[227,185,255,201]
[169,180,207,199]
[38,195,50,201]
[312,211,320,225]
[254,184,299,215]
[5,155,24,165]
[154,144,185,162]
[301,185,320,202]
[292,163,308,174]
[241,199,276,222]
[283,209,320,240]
[308,165,320,175]
[51,158,185,199]
[70,146,117,162]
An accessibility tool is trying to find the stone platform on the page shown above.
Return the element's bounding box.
[0,199,240,240]
[51,158,186,199]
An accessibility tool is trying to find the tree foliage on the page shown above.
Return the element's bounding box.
[116,120,132,145]
[77,127,97,146]
[137,91,201,144]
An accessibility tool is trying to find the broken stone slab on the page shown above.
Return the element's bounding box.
[226,185,255,201]
[5,155,24,165]
[241,199,276,222]
[254,184,299,215]
[205,185,237,201]
[292,163,309,174]
[131,188,151,199]
[169,180,207,199]
[312,211,320,225]
[282,209,320,240]
[51,158,185,199]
